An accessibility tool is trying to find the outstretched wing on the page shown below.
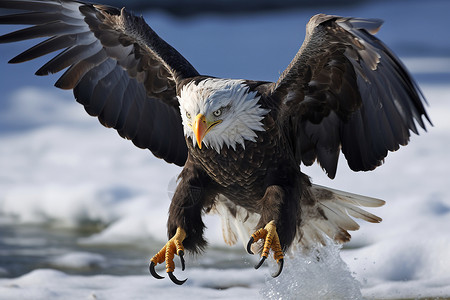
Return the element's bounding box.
[270,14,430,178]
[0,0,200,166]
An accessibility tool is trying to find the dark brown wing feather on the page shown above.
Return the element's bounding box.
[0,0,200,166]
[270,14,430,178]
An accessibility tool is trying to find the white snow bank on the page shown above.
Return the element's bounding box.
[48,252,106,270]
[343,237,450,299]
[0,268,264,300]
[0,87,181,243]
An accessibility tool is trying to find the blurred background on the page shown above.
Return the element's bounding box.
[0,0,449,298]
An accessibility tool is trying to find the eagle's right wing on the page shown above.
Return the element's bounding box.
[0,0,199,166]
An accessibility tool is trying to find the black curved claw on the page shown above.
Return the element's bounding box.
[149,262,164,280]
[271,259,284,278]
[246,237,254,255]
[254,256,266,269]
[168,272,187,285]
[179,250,185,271]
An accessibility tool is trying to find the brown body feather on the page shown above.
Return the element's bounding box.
[171,82,305,251]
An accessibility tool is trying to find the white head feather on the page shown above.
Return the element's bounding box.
[178,78,270,153]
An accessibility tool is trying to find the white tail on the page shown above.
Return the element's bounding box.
[210,185,384,251]
[298,184,384,248]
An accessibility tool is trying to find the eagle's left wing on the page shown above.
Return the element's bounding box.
[269,14,430,178]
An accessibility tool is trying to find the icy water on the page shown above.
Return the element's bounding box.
[0,223,252,278]
[0,224,147,277]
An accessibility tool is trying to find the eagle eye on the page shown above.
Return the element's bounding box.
[213,109,222,117]
[186,111,191,119]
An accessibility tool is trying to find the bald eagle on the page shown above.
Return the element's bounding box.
[0,0,430,285]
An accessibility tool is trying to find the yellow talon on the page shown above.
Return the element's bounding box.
[149,227,187,285]
[247,220,284,277]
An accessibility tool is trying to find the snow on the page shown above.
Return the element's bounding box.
[48,252,107,270]
[1,0,450,299]
[0,268,265,300]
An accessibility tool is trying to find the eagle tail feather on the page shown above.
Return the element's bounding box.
[209,195,261,250]
[298,184,384,248]
[211,187,383,252]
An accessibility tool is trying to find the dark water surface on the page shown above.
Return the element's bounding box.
[0,223,250,278]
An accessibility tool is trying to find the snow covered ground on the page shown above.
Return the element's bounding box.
[0,0,449,299]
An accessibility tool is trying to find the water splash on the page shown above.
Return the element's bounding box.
[261,240,362,300]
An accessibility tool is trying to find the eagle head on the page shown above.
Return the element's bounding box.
[178,78,270,153]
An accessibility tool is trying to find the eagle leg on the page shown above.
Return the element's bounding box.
[149,227,187,285]
[246,220,284,277]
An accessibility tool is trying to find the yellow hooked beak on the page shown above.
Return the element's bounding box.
[193,113,222,149]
